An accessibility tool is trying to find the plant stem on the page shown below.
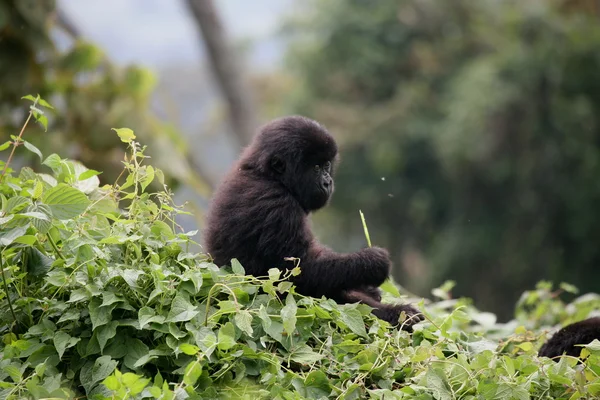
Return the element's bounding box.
[0,111,34,184]
[46,234,66,260]
[0,251,19,327]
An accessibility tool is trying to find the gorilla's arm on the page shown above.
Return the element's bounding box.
[295,244,391,298]
[252,195,391,298]
[539,317,600,359]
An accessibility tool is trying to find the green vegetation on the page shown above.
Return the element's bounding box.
[1,97,600,399]
[285,0,600,318]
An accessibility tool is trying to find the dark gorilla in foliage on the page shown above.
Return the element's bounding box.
[539,317,600,359]
[204,116,422,328]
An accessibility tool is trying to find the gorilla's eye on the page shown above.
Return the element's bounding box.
[314,165,320,172]
[324,161,332,171]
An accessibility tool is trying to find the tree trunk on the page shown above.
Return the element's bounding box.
[186,0,258,147]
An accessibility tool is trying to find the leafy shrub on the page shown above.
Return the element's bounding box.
[1,97,600,399]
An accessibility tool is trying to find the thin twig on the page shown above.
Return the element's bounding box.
[0,251,19,327]
[0,112,34,184]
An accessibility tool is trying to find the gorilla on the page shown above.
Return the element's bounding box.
[539,317,600,359]
[204,116,422,328]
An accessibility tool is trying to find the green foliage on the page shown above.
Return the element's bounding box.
[284,0,600,318]
[1,96,600,399]
[0,0,210,199]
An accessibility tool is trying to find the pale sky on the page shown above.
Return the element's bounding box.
[58,0,295,68]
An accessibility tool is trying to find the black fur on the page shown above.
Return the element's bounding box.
[204,116,422,328]
[539,317,600,359]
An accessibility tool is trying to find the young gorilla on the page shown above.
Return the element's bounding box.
[538,317,600,359]
[204,116,422,328]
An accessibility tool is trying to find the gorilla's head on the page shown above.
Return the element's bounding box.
[240,116,338,212]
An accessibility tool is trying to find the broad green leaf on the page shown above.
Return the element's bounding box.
[234,310,253,336]
[217,322,236,351]
[103,375,120,391]
[231,258,245,275]
[304,370,331,398]
[54,331,80,359]
[281,294,297,335]
[25,247,53,277]
[112,127,136,143]
[42,183,90,220]
[43,154,62,171]
[6,195,29,213]
[121,373,150,395]
[180,343,200,355]
[139,307,165,329]
[21,94,37,102]
[183,360,202,386]
[289,344,324,364]
[339,307,367,337]
[0,140,11,151]
[97,321,119,352]
[34,113,49,131]
[379,279,401,298]
[167,294,199,323]
[123,338,150,370]
[32,180,43,199]
[23,141,43,160]
[0,225,28,246]
[141,165,154,191]
[426,368,452,400]
[37,96,54,109]
[30,208,54,235]
[78,169,101,181]
[92,356,118,387]
[88,298,113,330]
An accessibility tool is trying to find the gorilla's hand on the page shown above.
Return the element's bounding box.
[373,303,424,331]
[359,246,392,285]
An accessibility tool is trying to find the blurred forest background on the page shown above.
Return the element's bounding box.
[2,0,600,320]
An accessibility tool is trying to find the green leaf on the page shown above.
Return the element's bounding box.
[141,165,155,191]
[304,370,331,398]
[97,321,119,353]
[426,368,452,400]
[379,279,401,298]
[23,141,43,160]
[37,97,54,109]
[180,343,200,355]
[42,153,62,171]
[166,294,199,323]
[234,310,254,336]
[34,113,49,131]
[21,94,37,102]
[139,306,165,329]
[0,225,28,246]
[88,298,113,330]
[25,247,53,277]
[281,294,297,335]
[123,338,150,370]
[3,365,22,383]
[42,183,90,220]
[289,344,325,364]
[92,356,118,387]
[122,373,150,395]
[183,360,202,386]
[217,322,236,351]
[339,307,367,337]
[231,258,245,275]
[29,203,52,233]
[0,140,11,151]
[54,331,80,359]
[78,169,101,181]
[112,127,136,143]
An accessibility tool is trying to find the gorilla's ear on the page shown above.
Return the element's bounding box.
[269,156,285,174]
